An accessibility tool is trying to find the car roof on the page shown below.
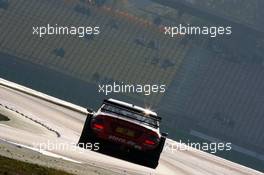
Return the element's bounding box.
[104,98,160,119]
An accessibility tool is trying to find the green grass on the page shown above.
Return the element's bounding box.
[0,155,74,175]
[0,114,10,121]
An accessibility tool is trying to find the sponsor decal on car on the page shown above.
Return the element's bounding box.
[108,135,142,150]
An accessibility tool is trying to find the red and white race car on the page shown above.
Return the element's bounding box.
[78,98,167,168]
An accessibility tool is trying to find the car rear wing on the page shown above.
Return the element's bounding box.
[103,99,162,121]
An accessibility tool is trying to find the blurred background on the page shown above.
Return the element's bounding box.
[0,0,263,171]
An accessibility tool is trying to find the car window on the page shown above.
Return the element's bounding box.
[101,104,158,128]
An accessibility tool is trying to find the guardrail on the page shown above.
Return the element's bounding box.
[0,78,88,115]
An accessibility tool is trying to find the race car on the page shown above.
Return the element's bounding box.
[78,98,167,168]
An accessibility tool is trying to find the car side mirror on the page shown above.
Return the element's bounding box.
[87,108,94,113]
[161,132,168,137]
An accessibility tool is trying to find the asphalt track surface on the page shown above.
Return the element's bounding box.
[0,84,262,175]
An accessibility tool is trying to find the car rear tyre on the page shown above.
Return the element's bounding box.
[78,114,98,150]
[142,136,166,168]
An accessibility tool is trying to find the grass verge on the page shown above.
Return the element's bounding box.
[0,114,10,121]
[0,155,74,175]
